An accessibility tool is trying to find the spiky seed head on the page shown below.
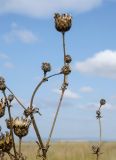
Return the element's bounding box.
[41,62,51,74]
[65,55,72,63]
[8,94,14,102]
[61,65,71,75]
[0,99,6,118]
[0,131,12,152]
[0,77,6,91]
[54,13,72,32]
[13,117,31,138]
[100,99,106,106]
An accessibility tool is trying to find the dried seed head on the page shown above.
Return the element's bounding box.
[54,13,72,32]
[96,110,101,119]
[8,94,14,102]
[65,55,72,64]
[0,131,12,152]
[61,65,71,75]
[92,145,100,154]
[6,118,14,129]
[13,117,31,138]
[0,77,6,91]
[100,99,106,106]
[0,99,6,118]
[41,62,51,74]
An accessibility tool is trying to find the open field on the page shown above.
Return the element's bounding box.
[5,141,116,160]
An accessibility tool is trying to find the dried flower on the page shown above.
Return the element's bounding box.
[100,99,106,106]
[0,132,12,152]
[24,107,41,117]
[6,118,14,129]
[65,55,72,64]
[41,63,51,74]
[96,110,101,119]
[0,77,6,91]
[8,94,14,102]
[0,99,6,118]
[61,65,71,75]
[92,145,100,155]
[13,117,31,138]
[54,13,72,32]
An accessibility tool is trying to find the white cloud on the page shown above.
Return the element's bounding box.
[0,53,9,60]
[0,52,14,69]
[4,23,38,44]
[76,102,115,110]
[0,0,103,18]
[4,62,14,69]
[76,50,116,79]
[80,86,93,93]
[53,89,80,99]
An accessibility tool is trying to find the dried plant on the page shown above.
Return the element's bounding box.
[92,99,106,160]
[0,13,72,160]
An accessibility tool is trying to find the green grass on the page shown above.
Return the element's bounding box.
[5,141,116,160]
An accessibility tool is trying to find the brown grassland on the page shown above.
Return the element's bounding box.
[5,141,116,160]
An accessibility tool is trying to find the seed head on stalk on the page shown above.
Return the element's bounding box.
[0,131,12,153]
[54,13,72,32]
[0,77,6,91]
[0,98,6,118]
[13,117,31,138]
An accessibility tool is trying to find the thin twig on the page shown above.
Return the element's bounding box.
[6,86,26,110]
[46,89,65,148]
[19,137,22,157]
[46,32,67,148]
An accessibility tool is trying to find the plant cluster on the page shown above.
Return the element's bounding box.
[0,13,72,160]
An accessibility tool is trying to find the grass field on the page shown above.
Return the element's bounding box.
[5,141,116,160]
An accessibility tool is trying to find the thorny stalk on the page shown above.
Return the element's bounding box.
[2,91,17,159]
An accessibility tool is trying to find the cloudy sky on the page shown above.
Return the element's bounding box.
[0,0,116,141]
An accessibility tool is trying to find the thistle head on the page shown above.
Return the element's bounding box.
[61,65,71,75]
[64,55,72,64]
[0,77,6,91]
[8,94,14,103]
[13,117,31,138]
[0,99,6,118]
[41,62,51,75]
[54,13,72,32]
[0,131,12,152]
[100,99,106,106]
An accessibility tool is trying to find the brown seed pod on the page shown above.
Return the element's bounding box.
[0,77,6,91]
[61,65,71,75]
[0,99,6,118]
[0,132,12,152]
[54,13,72,32]
[13,117,31,138]
[100,99,106,106]
[41,62,51,74]
[8,94,14,102]
[65,55,72,63]
[6,118,14,129]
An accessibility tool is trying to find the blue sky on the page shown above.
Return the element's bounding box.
[0,0,116,141]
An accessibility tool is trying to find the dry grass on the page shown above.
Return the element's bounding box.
[5,141,116,160]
